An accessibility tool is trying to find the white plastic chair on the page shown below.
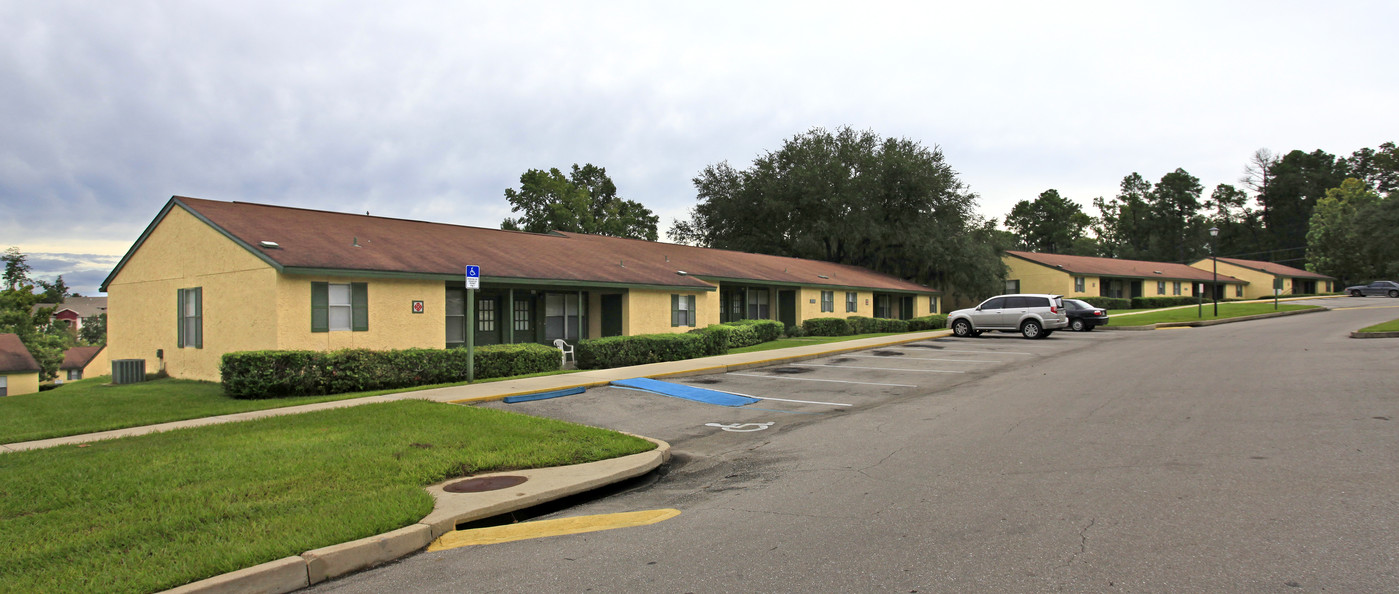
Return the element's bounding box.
[553,339,575,367]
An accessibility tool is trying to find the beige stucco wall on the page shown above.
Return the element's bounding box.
[1004,257,1081,296]
[2,371,39,396]
[106,206,281,382]
[625,289,716,335]
[274,275,446,352]
[81,347,110,379]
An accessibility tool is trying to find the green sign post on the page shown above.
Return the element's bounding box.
[1274,278,1283,310]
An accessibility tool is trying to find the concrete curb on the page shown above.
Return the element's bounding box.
[1099,306,1326,330]
[163,437,671,593]
[1350,330,1399,338]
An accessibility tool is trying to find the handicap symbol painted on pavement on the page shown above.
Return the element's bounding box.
[704,422,774,432]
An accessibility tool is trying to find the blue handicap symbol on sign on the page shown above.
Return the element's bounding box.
[466,266,480,278]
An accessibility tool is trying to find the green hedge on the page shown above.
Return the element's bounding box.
[803,317,852,336]
[908,314,948,331]
[846,316,878,334]
[876,318,909,332]
[1079,296,1130,309]
[710,324,761,348]
[724,319,784,343]
[220,344,560,399]
[577,332,725,370]
[1131,296,1202,309]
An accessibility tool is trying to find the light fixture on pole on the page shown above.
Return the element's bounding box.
[1209,227,1219,316]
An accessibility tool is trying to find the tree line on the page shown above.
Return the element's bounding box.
[1004,143,1398,284]
[498,132,1396,301]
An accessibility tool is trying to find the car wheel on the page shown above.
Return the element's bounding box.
[1352,290,1363,297]
[1070,319,1087,332]
[952,319,973,337]
[1020,320,1042,339]
[1389,290,1398,298]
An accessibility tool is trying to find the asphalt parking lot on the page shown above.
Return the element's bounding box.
[483,330,1121,458]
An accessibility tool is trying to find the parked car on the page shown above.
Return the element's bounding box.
[1344,280,1399,298]
[948,294,1069,339]
[1063,299,1109,332]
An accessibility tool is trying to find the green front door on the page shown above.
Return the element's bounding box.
[778,290,796,328]
[601,294,623,337]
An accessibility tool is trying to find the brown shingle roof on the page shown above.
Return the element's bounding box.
[60,346,105,370]
[32,296,107,319]
[1007,251,1248,284]
[0,334,40,374]
[107,197,933,294]
[1212,257,1334,280]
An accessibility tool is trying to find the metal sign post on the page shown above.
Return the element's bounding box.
[466,266,480,382]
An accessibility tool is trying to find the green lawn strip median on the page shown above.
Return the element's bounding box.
[727,332,905,354]
[1357,318,1399,333]
[0,369,582,445]
[0,400,654,593]
[1109,302,1319,326]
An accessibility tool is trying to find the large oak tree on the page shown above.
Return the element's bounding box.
[669,127,1006,300]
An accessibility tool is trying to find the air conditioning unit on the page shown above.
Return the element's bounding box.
[112,359,146,384]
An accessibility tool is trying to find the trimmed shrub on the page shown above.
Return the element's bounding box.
[876,318,909,333]
[1131,296,1201,309]
[695,324,760,350]
[804,317,852,336]
[1079,296,1130,310]
[220,343,560,399]
[908,314,948,331]
[726,319,784,343]
[845,316,878,334]
[576,332,722,370]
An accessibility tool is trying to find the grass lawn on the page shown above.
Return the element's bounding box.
[0,400,654,593]
[1109,301,1319,326]
[727,332,912,354]
[1357,318,1399,333]
[0,369,580,445]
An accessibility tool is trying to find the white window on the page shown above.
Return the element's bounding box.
[1074,277,1085,293]
[747,290,770,319]
[0,375,7,397]
[328,283,353,331]
[846,292,858,313]
[1005,280,1020,293]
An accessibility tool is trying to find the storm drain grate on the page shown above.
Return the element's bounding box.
[444,475,529,493]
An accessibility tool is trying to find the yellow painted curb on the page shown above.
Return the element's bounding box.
[427,508,681,551]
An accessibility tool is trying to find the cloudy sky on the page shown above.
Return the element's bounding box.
[3,1,1396,296]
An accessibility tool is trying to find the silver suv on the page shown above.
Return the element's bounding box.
[947,294,1069,339]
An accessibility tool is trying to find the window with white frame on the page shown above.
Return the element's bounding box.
[1074,277,1085,292]
[672,294,696,327]
[820,291,834,312]
[178,287,202,348]
[846,292,858,313]
[1173,282,1182,296]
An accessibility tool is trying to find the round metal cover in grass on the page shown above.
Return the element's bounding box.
[444,475,529,493]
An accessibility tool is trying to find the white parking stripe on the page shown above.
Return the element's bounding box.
[794,363,964,373]
[909,349,1034,355]
[729,373,918,388]
[845,354,998,363]
[713,388,853,407]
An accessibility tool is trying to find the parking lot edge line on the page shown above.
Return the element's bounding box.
[727,373,917,388]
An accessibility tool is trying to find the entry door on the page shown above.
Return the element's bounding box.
[778,290,796,328]
[601,294,623,337]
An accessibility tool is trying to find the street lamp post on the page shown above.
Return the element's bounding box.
[1209,227,1219,317]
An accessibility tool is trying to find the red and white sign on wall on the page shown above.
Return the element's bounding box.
[412,300,425,314]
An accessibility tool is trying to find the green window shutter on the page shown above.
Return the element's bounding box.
[687,295,697,327]
[177,289,186,347]
[193,287,202,349]
[311,282,329,332]
[671,294,679,327]
[352,283,369,331]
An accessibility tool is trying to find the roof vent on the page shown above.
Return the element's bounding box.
[676,270,688,276]
[817,275,829,279]
[259,241,280,249]
[1153,270,1163,274]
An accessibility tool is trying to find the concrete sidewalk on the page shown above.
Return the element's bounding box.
[3,330,950,453]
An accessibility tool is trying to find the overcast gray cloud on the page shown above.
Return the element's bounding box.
[2,1,1396,296]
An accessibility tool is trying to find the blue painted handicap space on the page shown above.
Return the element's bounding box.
[503,387,585,404]
[610,378,759,407]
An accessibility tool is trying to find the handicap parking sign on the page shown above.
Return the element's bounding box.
[465,265,480,289]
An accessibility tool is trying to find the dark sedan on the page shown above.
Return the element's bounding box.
[1344,280,1399,297]
[1063,299,1110,331]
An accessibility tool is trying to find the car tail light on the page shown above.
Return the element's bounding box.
[1095,310,1104,316]
[1050,305,1057,313]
